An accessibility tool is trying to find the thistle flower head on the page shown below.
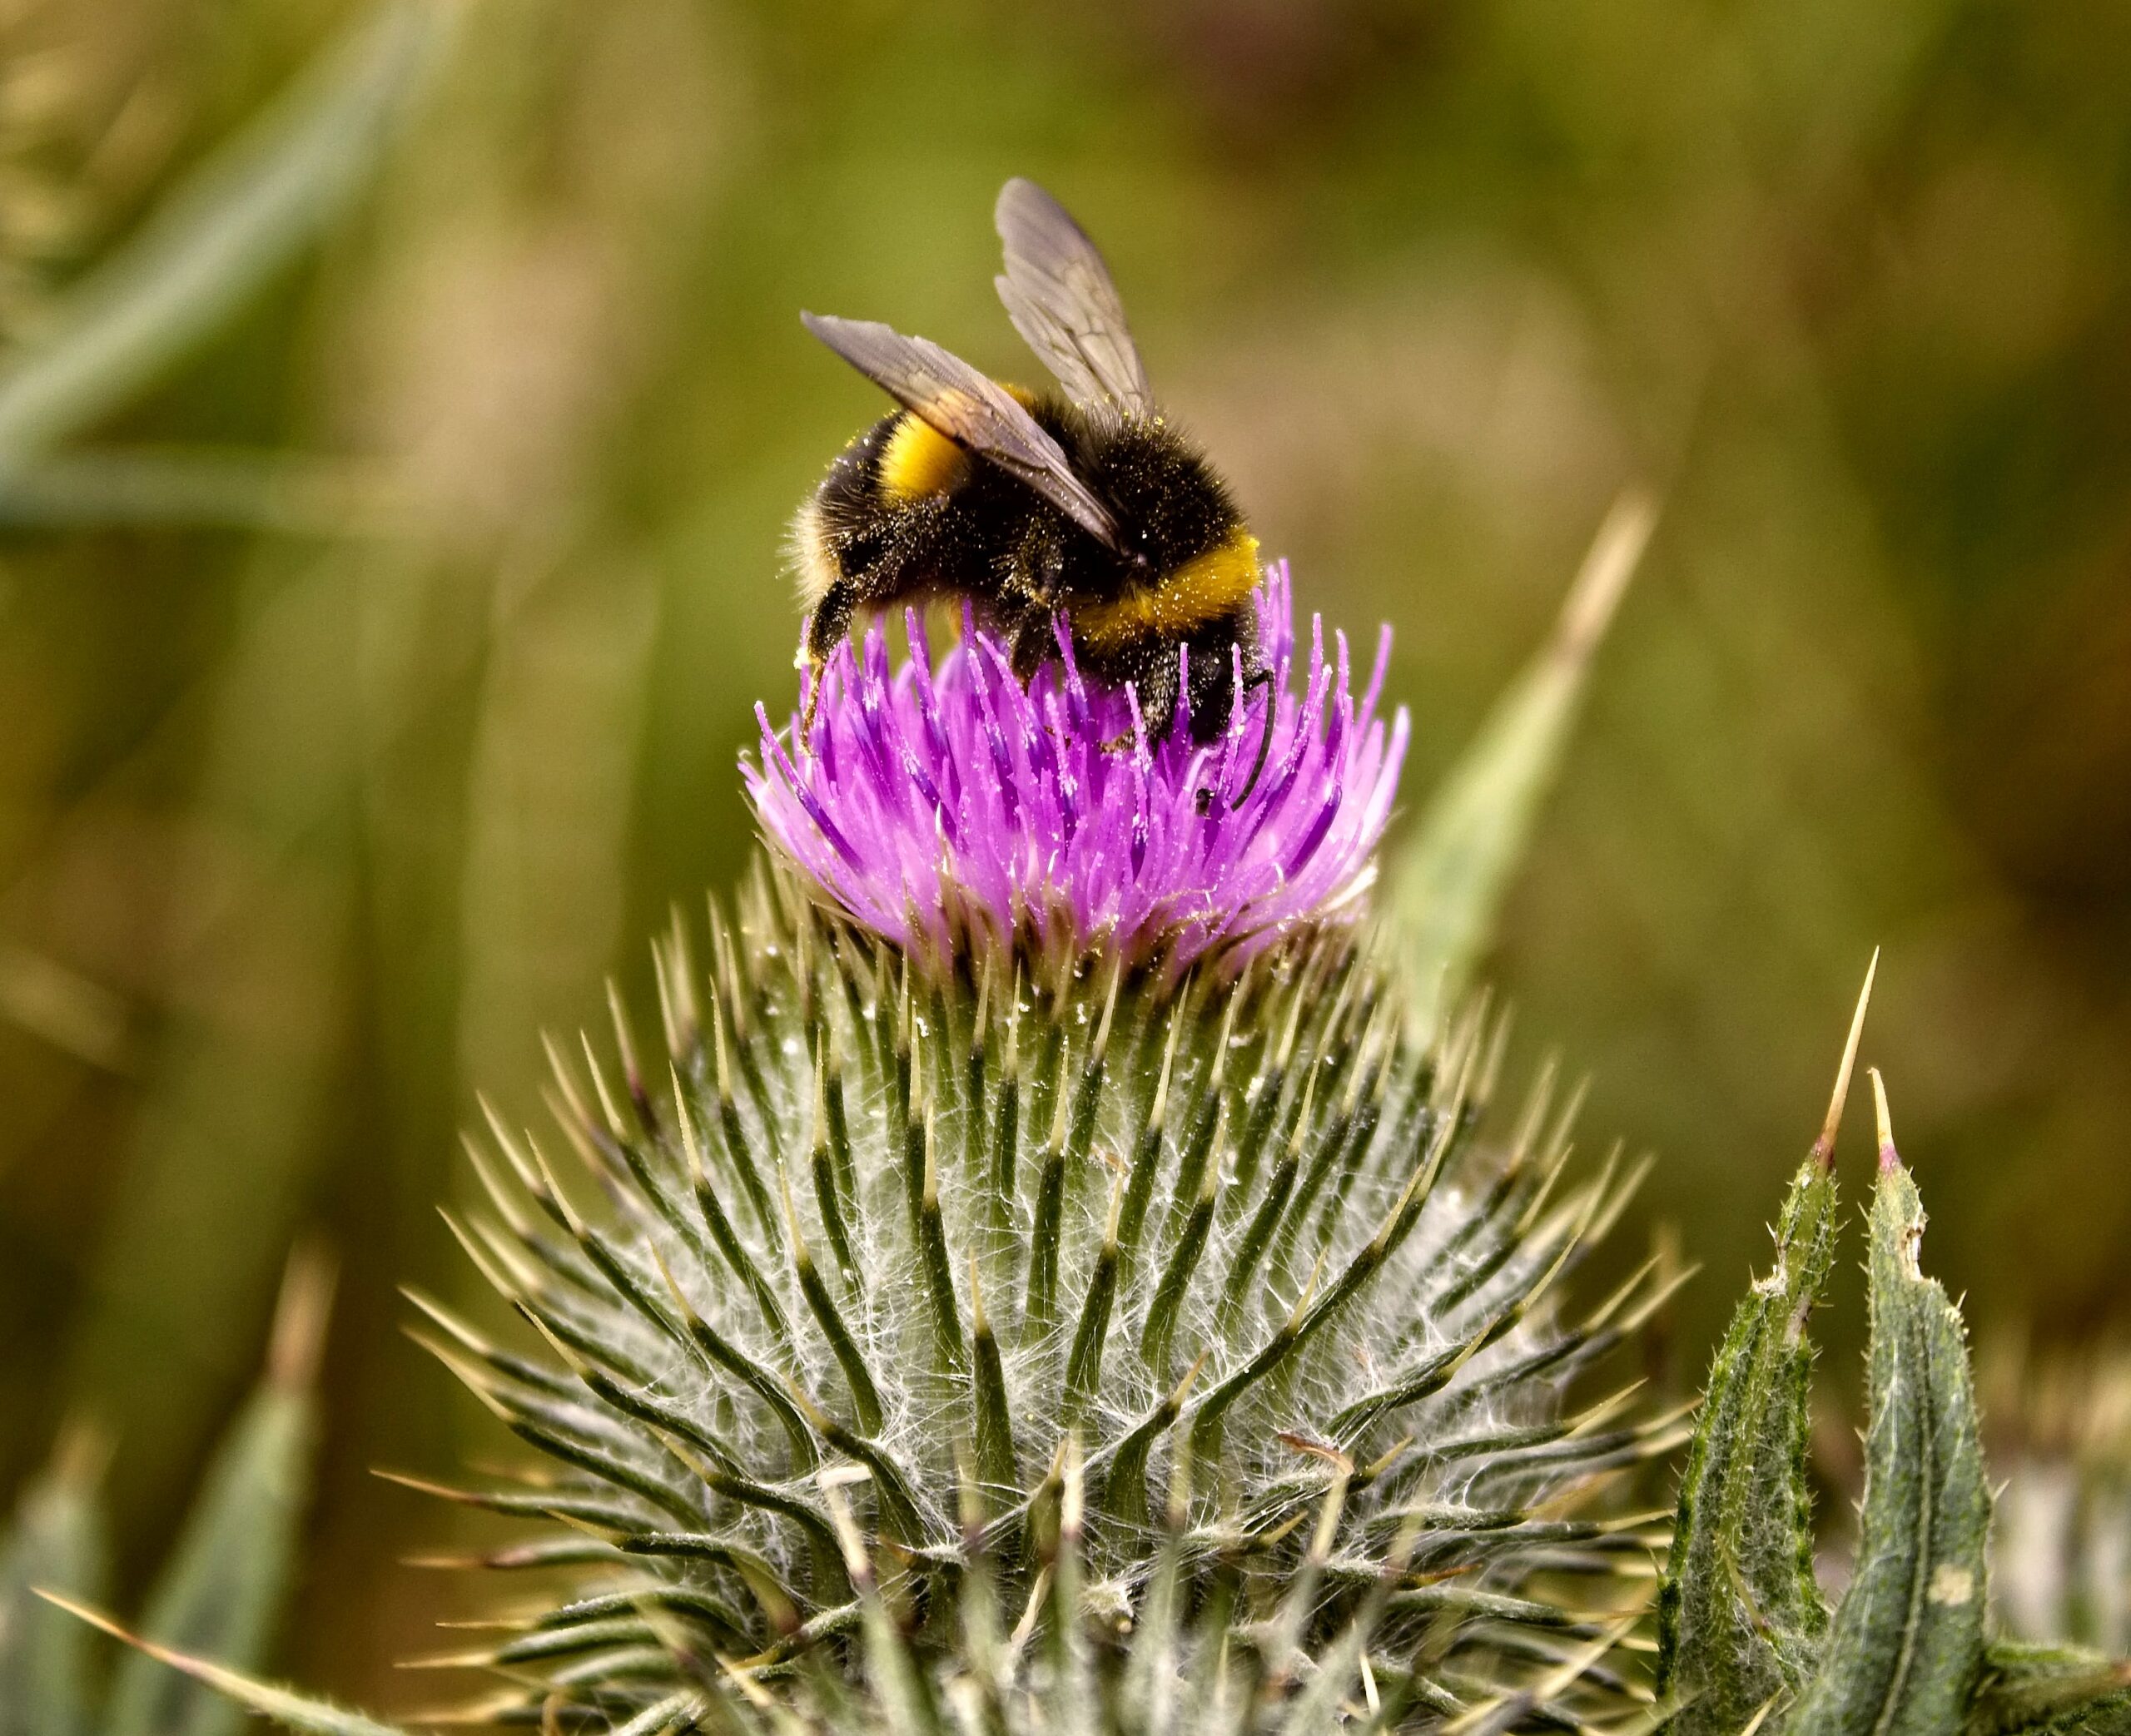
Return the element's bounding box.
[745,564,1408,978]
[400,567,1666,1732]
[413,872,1671,1731]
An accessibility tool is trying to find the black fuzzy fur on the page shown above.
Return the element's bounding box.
[802,400,1264,744]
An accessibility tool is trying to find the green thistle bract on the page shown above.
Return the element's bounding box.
[413,855,1673,1731]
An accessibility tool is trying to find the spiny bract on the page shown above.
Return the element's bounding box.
[682,1444,1637,1736]
[408,857,1678,1732]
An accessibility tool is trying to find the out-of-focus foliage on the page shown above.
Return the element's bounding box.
[0,1250,330,1736]
[1393,489,1653,1039]
[1985,1342,2131,1659]
[2,0,2128,1714]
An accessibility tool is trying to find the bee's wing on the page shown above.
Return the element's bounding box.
[803,310,1124,551]
[993,177,1155,417]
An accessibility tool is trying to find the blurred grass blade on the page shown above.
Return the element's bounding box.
[0,1429,109,1736]
[1786,1073,1989,1734]
[0,942,130,1069]
[1655,961,1874,1731]
[104,1248,335,1736]
[0,0,455,463]
[65,539,360,1558]
[0,449,407,536]
[33,1595,409,1736]
[1391,490,1655,1038]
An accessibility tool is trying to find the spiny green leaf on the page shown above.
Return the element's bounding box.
[1652,1153,1834,1727]
[33,1595,410,1736]
[1655,959,1875,1732]
[0,1431,108,1736]
[1390,492,1654,1040]
[1785,1072,1989,1735]
[105,1251,331,1736]
[0,0,455,463]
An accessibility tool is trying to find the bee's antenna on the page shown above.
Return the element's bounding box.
[1233,670,1276,805]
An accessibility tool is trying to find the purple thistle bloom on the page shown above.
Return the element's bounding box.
[744,564,1408,977]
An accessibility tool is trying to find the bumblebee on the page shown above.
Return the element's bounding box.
[793,177,1268,750]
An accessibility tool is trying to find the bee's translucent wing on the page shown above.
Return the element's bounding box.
[803,310,1123,550]
[993,177,1155,417]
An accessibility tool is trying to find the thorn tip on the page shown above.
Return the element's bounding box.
[1812,947,1878,1169]
[1868,1066,1899,1173]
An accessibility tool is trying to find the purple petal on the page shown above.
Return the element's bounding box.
[743,562,1403,975]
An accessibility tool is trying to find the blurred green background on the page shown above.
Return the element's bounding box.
[1,0,2127,1707]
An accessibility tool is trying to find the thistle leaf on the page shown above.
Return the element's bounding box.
[1653,1153,1835,1728]
[1783,1072,1991,1734]
[0,1431,108,1736]
[105,1250,332,1736]
[1655,958,1875,1730]
[0,0,454,464]
[1390,492,1655,1039]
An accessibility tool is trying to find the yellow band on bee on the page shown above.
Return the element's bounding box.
[1072,529,1262,655]
[875,385,1041,503]
[877,413,971,501]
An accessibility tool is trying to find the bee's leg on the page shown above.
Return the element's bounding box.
[1009,516,1066,609]
[804,578,858,667]
[1184,637,1237,742]
[1180,627,1275,801]
[996,522,1066,666]
[1136,644,1182,742]
[1005,604,1061,684]
[797,574,871,746]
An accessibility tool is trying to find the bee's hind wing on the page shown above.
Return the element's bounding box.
[993,177,1155,417]
[802,310,1124,551]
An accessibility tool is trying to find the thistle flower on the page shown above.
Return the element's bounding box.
[745,564,1408,977]
[385,568,1673,1733]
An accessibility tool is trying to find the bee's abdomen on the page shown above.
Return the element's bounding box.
[795,410,1003,615]
[795,415,898,607]
[1071,527,1263,657]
